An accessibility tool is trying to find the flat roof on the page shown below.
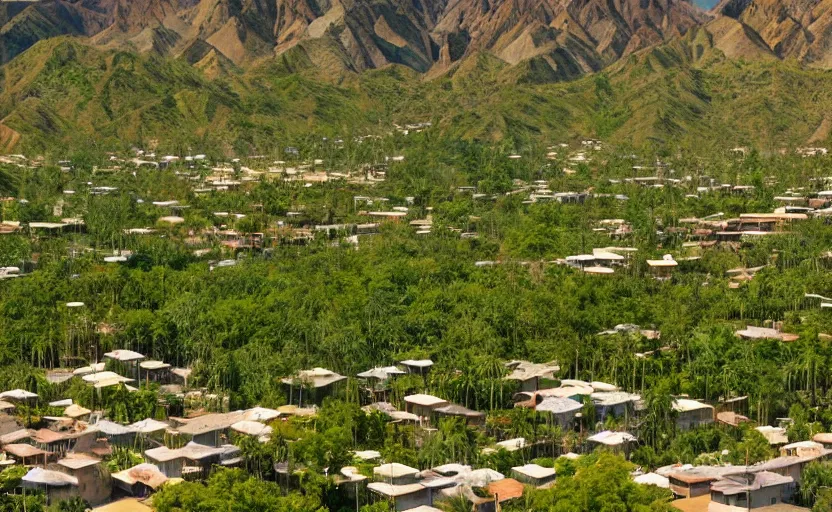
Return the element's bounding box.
[57,456,101,469]
[512,464,555,480]
[373,462,420,479]
[367,482,425,497]
[404,394,447,407]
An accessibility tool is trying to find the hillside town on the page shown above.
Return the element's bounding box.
[0,137,832,512]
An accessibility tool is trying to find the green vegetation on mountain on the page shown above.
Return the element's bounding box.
[0,34,830,154]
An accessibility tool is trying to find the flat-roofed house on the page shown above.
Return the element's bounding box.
[367,482,430,511]
[56,455,109,505]
[587,431,637,453]
[674,399,714,430]
[112,463,168,497]
[709,472,794,511]
[373,463,421,485]
[144,442,225,478]
[21,467,78,504]
[753,442,832,499]
[591,392,640,421]
[434,404,485,425]
[174,412,244,447]
[404,394,448,421]
[646,255,678,279]
[281,368,346,406]
[93,420,136,446]
[139,361,171,383]
[399,359,434,377]
[504,361,559,393]
[511,464,556,487]
[4,443,47,465]
[780,441,826,458]
[668,467,743,498]
[757,426,789,446]
[534,397,583,427]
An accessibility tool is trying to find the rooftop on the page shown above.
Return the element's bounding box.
[588,431,637,446]
[512,464,556,480]
[367,482,425,497]
[111,463,168,489]
[104,349,146,362]
[22,467,78,486]
[487,478,525,502]
[57,455,101,470]
[373,462,420,479]
[711,472,793,495]
[404,394,448,407]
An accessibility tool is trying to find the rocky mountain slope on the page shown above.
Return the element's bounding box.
[713,0,832,67]
[0,0,709,75]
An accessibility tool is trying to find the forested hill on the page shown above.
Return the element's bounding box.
[1,35,832,156]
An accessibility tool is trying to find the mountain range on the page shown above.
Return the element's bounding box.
[2,0,832,78]
[0,0,832,152]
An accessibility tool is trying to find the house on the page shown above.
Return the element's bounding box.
[174,412,243,447]
[812,433,832,449]
[404,394,448,420]
[504,361,560,392]
[511,464,556,487]
[129,419,170,441]
[669,467,743,498]
[56,455,110,505]
[591,392,640,421]
[112,463,167,497]
[21,467,79,504]
[433,404,485,425]
[709,472,794,511]
[587,431,637,453]
[281,368,346,406]
[230,420,272,438]
[373,463,420,485]
[674,399,714,430]
[138,361,171,383]
[646,255,678,279]
[0,389,38,403]
[4,443,47,465]
[756,426,789,446]
[33,427,99,457]
[716,412,750,427]
[400,359,434,376]
[64,404,92,421]
[533,397,583,427]
[144,442,225,478]
[367,482,431,511]
[780,441,827,458]
[94,420,136,446]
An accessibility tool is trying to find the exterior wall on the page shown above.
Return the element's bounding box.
[670,479,712,498]
[149,457,184,478]
[71,465,111,506]
[192,430,222,447]
[520,379,538,393]
[45,485,78,505]
[710,487,784,510]
[676,408,714,431]
[393,488,431,511]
